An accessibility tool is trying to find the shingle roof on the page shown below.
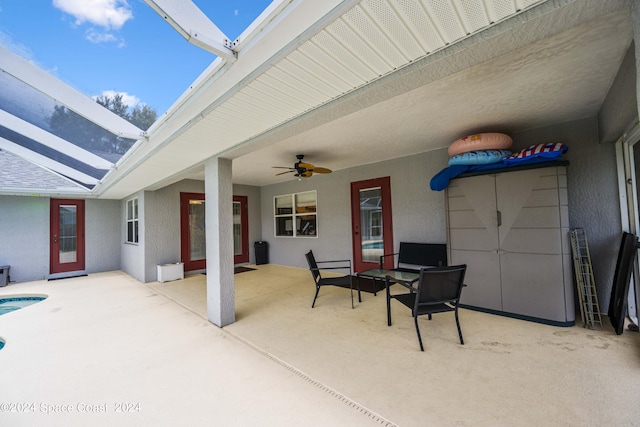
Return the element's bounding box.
[0,149,89,193]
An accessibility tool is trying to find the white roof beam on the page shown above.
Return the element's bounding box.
[233,0,293,50]
[0,138,99,186]
[0,109,114,170]
[0,44,145,141]
[144,0,237,61]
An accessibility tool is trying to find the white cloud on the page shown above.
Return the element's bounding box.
[86,29,117,43]
[95,90,141,108]
[0,30,33,61]
[85,29,125,47]
[0,30,62,77]
[53,0,133,30]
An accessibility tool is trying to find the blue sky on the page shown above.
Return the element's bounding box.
[0,0,273,115]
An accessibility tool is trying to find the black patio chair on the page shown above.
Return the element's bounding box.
[390,265,466,351]
[305,250,359,308]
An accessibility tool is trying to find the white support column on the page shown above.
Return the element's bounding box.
[204,156,235,327]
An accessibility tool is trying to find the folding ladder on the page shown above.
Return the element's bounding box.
[570,228,603,329]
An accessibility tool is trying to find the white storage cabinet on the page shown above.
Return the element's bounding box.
[445,164,574,325]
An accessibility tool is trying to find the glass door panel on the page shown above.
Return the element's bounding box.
[189,200,206,261]
[233,201,242,256]
[359,187,383,263]
[59,205,78,263]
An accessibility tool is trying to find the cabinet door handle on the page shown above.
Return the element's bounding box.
[497,210,502,227]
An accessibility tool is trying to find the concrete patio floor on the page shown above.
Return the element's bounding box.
[1,265,640,426]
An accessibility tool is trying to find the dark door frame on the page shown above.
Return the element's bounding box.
[50,198,85,274]
[350,176,394,273]
[180,192,206,272]
[180,193,250,270]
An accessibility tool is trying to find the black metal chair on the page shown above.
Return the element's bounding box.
[305,250,359,308]
[390,265,467,351]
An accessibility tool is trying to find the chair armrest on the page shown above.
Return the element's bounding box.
[379,252,398,269]
[310,267,352,277]
[314,259,351,273]
[316,259,351,265]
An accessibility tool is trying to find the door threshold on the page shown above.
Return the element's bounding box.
[48,271,88,281]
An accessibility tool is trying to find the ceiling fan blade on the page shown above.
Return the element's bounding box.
[297,162,315,169]
[272,166,295,169]
[310,167,331,173]
[275,170,295,176]
[299,171,313,177]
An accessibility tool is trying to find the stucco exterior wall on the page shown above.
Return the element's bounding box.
[85,199,121,274]
[259,148,449,269]
[259,116,621,312]
[143,180,204,282]
[511,116,621,310]
[598,43,637,143]
[0,196,120,283]
[120,180,262,283]
[0,196,49,282]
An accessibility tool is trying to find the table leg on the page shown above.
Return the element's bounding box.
[356,275,362,302]
[386,277,392,326]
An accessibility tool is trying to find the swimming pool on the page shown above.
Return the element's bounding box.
[0,296,47,316]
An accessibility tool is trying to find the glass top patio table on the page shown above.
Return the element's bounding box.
[357,268,419,283]
[357,268,420,326]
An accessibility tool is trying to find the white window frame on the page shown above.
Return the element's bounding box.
[126,198,139,244]
[274,190,317,238]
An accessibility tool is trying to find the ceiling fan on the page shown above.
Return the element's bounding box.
[273,154,332,178]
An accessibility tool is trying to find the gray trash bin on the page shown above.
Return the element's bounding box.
[0,266,9,287]
[254,241,269,265]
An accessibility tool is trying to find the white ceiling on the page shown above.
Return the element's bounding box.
[96,0,633,199]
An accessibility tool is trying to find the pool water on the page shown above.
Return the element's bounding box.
[0,296,46,316]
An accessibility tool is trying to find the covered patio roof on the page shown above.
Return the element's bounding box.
[0,0,634,198]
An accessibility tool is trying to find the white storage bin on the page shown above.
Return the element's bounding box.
[157,263,184,283]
